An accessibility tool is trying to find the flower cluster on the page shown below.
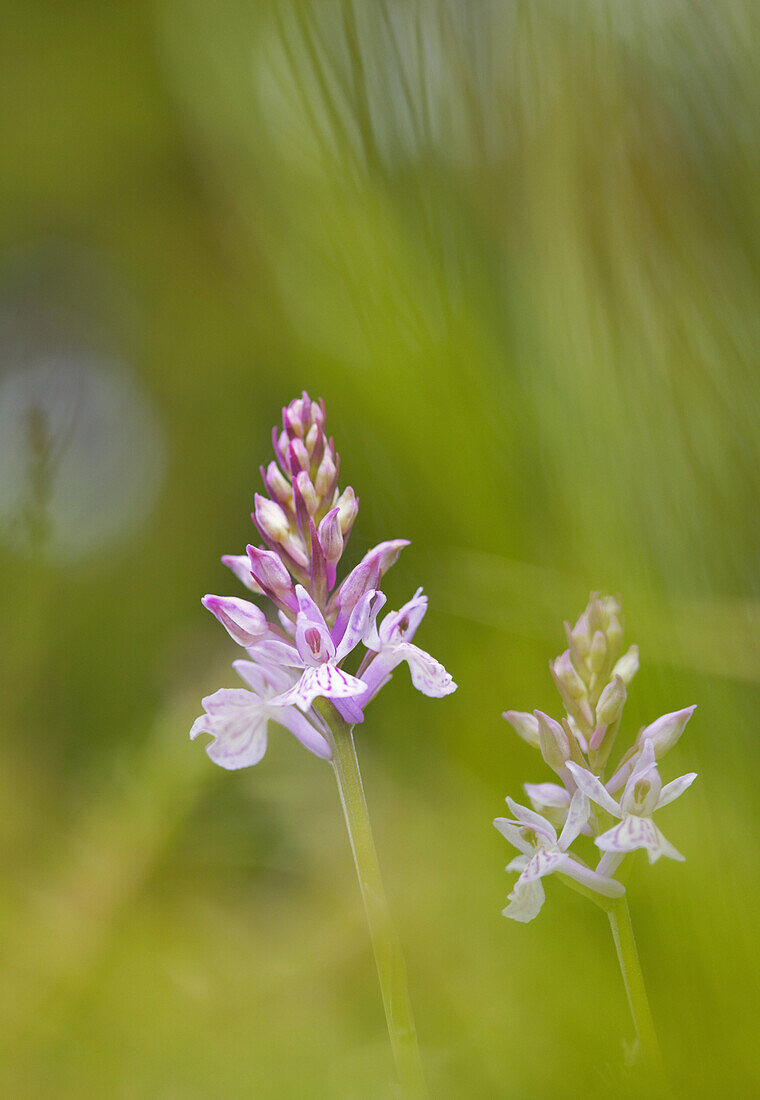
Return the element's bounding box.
[191,392,456,768]
[495,594,697,921]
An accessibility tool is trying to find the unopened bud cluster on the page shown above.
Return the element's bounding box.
[495,593,697,922]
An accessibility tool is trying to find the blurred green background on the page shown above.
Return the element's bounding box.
[1,1,759,1096]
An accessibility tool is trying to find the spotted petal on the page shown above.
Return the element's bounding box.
[190,688,268,770]
[596,815,685,863]
[399,642,456,697]
[272,663,367,712]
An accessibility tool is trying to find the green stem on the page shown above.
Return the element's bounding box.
[607,896,664,1078]
[322,703,427,1098]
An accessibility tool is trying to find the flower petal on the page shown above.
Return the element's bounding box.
[334,590,386,662]
[565,761,621,817]
[523,782,571,810]
[493,817,533,855]
[221,554,265,593]
[400,643,456,697]
[502,876,546,922]
[506,855,530,874]
[272,664,367,712]
[596,815,685,863]
[273,706,332,759]
[505,798,557,842]
[201,595,268,647]
[558,856,626,898]
[232,658,294,697]
[378,588,427,647]
[190,689,268,770]
[504,711,541,750]
[558,789,590,851]
[520,849,566,882]
[656,772,698,810]
[331,696,366,726]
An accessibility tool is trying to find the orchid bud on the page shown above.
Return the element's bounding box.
[246,545,294,598]
[262,461,292,505]
[305,422,320,455]
[201,594,268,646]
[612,644,639,685]
[273,428,289,470]
[589,630,607,674]
[596,674,627,725]
[310,398,325,429]
[253,494,290,543]
[535,710,571,774]
[636,705,697,758]
[295,470,319,515]
[551,651,587,701]
[503,710,540,750]
[318,507,343,563]
[314,449,337,496]
[523,781,571,826]
[336,485,359,535]
[221,553,265,594]
[565,617,591,659]
[288,438,309,474]
[605,612,623,655]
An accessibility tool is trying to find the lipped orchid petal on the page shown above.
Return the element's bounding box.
[656,771,698,810]
[520,849,566,882]
[565,761,621,817]
[399,643,456,697]
[190,689,268,770]
[502,876,546,922]
[595,815,685,863]
[202,595,268,647]
[272,664,367,712]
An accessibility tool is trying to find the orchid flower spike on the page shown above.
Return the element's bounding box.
[498,590,697,903]
[191,392,456,769]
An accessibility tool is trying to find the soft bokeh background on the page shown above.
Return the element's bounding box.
[1,1,758,1096]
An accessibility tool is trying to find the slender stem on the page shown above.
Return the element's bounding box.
[607,896,664,1079]
[321,703,427,1098]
